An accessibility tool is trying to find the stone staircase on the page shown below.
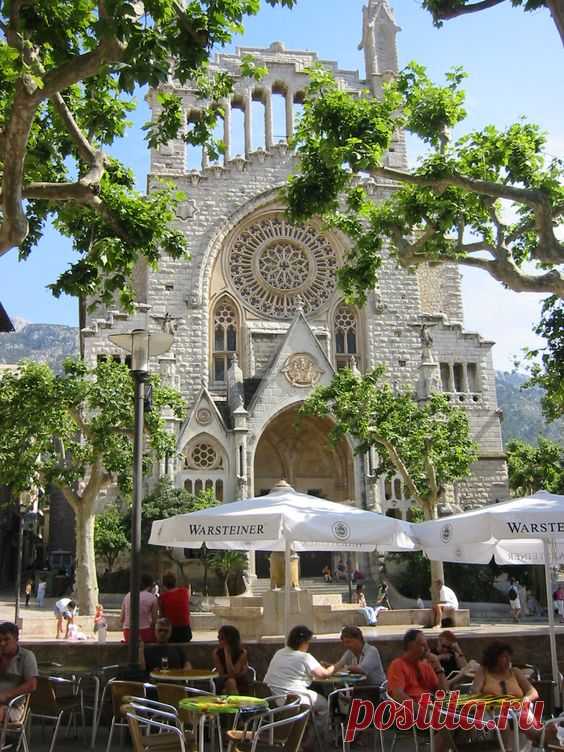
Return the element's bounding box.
[250,577,353,599]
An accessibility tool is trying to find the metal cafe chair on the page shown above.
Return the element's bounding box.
[30,675,85,752]
[126,709,187,752]
[0,694,31,752]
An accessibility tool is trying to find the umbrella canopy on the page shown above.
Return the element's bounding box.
[413,490,564,706]
[149,481,416,552]
[416,490,564,549]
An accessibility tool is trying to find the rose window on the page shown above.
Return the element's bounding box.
[227,216,337,318]
[187,442,222,470]
[257,243,311,291]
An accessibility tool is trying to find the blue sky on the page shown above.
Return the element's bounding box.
[2,0,562,369]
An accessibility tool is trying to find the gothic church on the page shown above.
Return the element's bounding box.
[83,0,507,576]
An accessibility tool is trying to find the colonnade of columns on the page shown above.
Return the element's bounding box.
[188,86,301,170]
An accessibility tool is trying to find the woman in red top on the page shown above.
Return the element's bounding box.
[159,572,192,643]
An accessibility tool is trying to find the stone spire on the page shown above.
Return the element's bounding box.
[359,0,401,91]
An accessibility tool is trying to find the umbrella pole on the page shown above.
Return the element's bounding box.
[543,539,561,710]
[284,539,291,638]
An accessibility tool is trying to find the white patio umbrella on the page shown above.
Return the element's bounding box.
[149,480,416,633]
[414,490,564,705]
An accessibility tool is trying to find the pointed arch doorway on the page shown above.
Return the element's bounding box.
[253,404,355,578]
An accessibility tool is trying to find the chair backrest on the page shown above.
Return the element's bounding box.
[260,697,304,745]
[30,677,58,714]
[124,707,146,752]
[110,680,146,717]
[126,711,186,752]
[127,696,177,716]
[251,706,310,752]
[156,683,213,709]
[282,706,310,752]
[1,694,31,729]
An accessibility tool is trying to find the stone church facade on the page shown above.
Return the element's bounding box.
[82,0,507,575]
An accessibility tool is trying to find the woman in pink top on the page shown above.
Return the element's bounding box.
[120,573,158,643]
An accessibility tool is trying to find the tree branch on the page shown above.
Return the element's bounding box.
[546,0,564,46]
[51,93,98,165]
[371,164,542,209]
[423,436,440,505]
[21,177,128,241]
[68,407,92,440]
[429,0,506,22]
[459,254,564,294]
[371,164,564,266]
[0,83,38,253]
[57,483,81,514]
[40,38,126,102]
[367,426,421,502]
[82,457,109,508]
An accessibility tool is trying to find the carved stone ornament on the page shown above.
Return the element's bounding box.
[282,353,323,388]
[226,216,337,319]
[196,407,212,426]
[176,200,197,221]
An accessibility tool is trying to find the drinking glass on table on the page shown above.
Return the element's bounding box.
[161,656,169,671]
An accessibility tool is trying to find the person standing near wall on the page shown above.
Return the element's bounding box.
[159,572,192,643]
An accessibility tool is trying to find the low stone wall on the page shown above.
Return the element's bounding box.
[22,629,564,680]
[378,609,471,627]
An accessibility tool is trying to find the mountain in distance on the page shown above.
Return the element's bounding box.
[496,370,563,446]
[0,322,561,447]
[0,320,78,374]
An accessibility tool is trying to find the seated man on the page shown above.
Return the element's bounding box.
[0,622,38,724]
[387,629,450,752]
[432,580,459,627]
[334,626,385,687]
[140,617,192,676]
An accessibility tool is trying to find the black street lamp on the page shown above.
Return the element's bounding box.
[109,328,173,668]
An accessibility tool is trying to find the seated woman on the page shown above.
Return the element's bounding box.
[264,625,336,747]
[472,641,547,750]
[140,617,192,676]
[353,584,388,626]
[212,625,250,695]
[433,630,470,687]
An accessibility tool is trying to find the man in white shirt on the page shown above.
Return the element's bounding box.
[334,626,385,686]
[432,580,459,627]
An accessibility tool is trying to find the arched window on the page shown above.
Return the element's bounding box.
[212,297,238,383]
[334,305,359,370]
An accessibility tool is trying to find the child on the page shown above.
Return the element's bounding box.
[24,580,33,607]
[94,604,107,642]
[68,623,88,641]
[36,578,46,608]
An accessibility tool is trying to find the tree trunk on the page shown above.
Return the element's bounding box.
[224,576,230,597]
[547,0,564,47]
[75,504,99,615]
[421,498,444,602]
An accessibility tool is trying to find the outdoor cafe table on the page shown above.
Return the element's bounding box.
[150,667,218,693]
[178,695,268,752]
[431,692,532,752]
[312,672,366,686]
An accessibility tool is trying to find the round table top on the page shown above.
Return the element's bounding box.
[150,668,217,682]
[39,664,95,675]
[313,672,366,685]
[179,695,267,715]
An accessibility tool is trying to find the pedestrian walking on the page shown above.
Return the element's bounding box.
[24,581,33,608]
[36,578,46,608]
